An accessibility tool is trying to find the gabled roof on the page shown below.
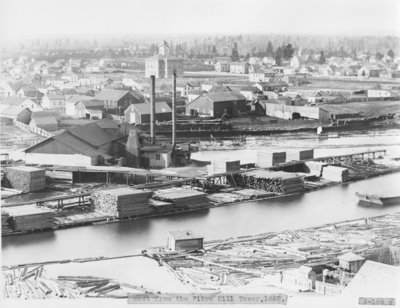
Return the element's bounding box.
[31,111,58,125]
[68,120,124,147]
[343,261,400,298]
[66,95,93,105]
[209,85,232,93]
[81,100,104,108]
[168,230,204,240]
[133,102,171,115]
[338,252,365,262]
[204,91,246,103]
[0,96,32,106]
[94,89,130,102]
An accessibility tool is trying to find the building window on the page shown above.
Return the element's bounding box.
[155,154,161,161]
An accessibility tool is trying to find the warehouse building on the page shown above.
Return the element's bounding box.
[185,92,247,118]
[167,230,204,251]
[124,102,172,124]
[24,119,133,166]
[256,100,331,122]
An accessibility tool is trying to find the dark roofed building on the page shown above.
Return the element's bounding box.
[167,230,204,251]
[29,111,58,131]
[185,91,247,118]
[24,119,134,166]
[95,89,144,116]
[125,101,172,124]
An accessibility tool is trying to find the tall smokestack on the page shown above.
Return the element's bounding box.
[150,75,156,145]
[172,70,177,148]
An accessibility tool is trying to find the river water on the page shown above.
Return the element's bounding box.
[2,129,400,266]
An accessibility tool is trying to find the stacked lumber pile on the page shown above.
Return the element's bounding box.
[230,170,304,194]
[153,188,208,209]
[91,187,153,218]
[4,166,46,193]
[57,276,120,295]
[321,166,350,182]
[207,160,240,175]
[257,151,286,167]
[1,209,12,234]
[304,161,326,177]
[287,149,314,161]
[5,205,56,231]
[148,199,174,212]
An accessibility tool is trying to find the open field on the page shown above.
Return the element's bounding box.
[0,125,44,153]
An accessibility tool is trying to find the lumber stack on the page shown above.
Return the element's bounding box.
[207,160,240,175]
[4,166,46,193]
[304,161,326,177]
[321,166,350,182]
[287,149,314,161]
[148,199,174,212]
[257,151,286,167]
[1,210,12,234]
[153,188,208,209]
[91,187,153,218]
[229,170,304,194]
[5,205,56,231]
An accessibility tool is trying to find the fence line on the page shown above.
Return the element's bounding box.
[13,120,54,138]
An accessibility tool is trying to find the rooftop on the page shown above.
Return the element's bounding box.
[168,230,204,240]
[338,252,365,262]
[94,89,130,102]
[133,102,171,114]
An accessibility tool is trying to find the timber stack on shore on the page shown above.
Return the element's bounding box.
[4,166,46,193]
[321,166,350,182]
[153,188,208,209]
[230,170,304,194]
[287,149,314,161]
[5,205,56,231]
[91,187,153,218]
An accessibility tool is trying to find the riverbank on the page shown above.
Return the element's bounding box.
[1,150,397,237]
[3,211,399,299]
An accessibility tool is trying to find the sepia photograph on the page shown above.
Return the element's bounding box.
[0,0,399,307]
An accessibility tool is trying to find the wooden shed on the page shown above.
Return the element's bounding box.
[338,252,365,273]
[167,230,204,251]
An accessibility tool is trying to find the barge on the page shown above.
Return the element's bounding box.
[356,192,400,206]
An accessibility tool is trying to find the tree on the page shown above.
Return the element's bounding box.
[266,41,274,57]
[319,51,326,64]
[283,44,294,60]
[231,42,239,61]
[212,45,217,55]
[245,52,250,60]
[375,52,384,61]
[275,47,283,66]
[387,49,395,58]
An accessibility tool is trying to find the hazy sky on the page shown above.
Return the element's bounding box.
[0,0,399,40]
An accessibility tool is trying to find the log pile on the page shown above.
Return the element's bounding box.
[4,166,46,193]
[1,210,12,234]
[207,160,240,175]
[257,151,286,167]
[91,187,153,218]
[287,149,314,161]
[153,188,208,209]
[5,205,56,231]
[230,170,304,195]
[321,166,350,182]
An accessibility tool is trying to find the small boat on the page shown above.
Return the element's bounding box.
[356,192,400,206]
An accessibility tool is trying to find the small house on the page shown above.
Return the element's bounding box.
[41,93,65,110]
[167,230,204,251]
[282,266,317,291]
[215,61,230,73]
[338,252,365,273]
[358,65,381,78]
[95,89,144,116]
[230,62,250,74]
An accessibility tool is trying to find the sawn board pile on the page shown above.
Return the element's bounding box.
[91,187,153,218]
[4,166,46,193]
[153,188,208,209]
[5,205,56,231]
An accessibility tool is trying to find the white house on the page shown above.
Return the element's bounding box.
[41,93,66,110]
